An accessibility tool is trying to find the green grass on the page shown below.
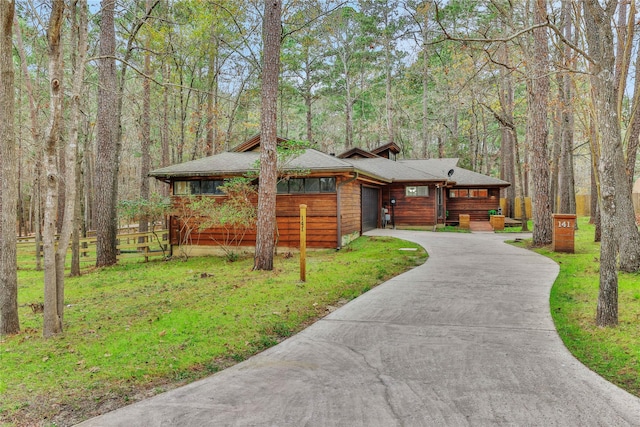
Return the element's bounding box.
[496,219,534,233]
[435,225,471,233]
[513,217,640,397]
[0,236,426,426]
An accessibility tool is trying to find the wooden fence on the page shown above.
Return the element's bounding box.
[501,195,593,219]
[17,230,170,270]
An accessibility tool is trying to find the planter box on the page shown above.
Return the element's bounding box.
[459,214,470,229]
[491,215,505,231]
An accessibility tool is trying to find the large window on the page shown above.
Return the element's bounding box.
[449,188,488,198]
[405,186,429,197]
[277,177,336,194]
[173,180,225,195]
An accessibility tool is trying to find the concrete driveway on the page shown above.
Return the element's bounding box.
[78,230,640,426]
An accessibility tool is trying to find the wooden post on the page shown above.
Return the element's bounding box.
[300,204,307,282]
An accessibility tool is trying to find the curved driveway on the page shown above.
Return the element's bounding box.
[79,230,640,426]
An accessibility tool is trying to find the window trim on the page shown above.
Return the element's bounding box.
[405,185,430,197]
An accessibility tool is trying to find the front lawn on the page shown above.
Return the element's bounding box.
[0,236,427,426]
[513,217,640,397]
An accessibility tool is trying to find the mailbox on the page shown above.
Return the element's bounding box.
[552,214,576,253]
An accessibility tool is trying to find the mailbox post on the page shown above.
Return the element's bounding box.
[300,204,307,282]
[552,214,576,253]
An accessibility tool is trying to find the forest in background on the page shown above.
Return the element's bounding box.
[9,0,634,237]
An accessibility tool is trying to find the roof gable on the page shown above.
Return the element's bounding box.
[337,147,379,159]
[229,134,291,152]
[371,142,401,159]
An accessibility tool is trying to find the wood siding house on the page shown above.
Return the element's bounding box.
[149,135,509,252]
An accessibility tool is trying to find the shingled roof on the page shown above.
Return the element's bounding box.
[399,159,509,187]
[343,158,445,182]
[149,135,509,188]
[150,149,357,180]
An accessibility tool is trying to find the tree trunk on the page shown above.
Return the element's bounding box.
[558,0,576,216]
[384,26,394,144]
[498,40,515,218]
[139,6,152,234]
[254,0,282,271]
[625,2,640,190]
[43,0,65,337]
[528,0,552,246]
[0,0,20,336]
[583,0,640,326]
[95,0,119,267]
[590,149,601,241]
[421,2,430,159]
[550,70,562,214]
[68,0,88,279]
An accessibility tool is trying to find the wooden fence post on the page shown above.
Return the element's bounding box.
[300,204,307,282]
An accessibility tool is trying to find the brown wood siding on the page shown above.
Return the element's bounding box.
[387,183,437,226]
[446,188,502,222]
[338,178,361,237]
[275,194,337,248]
[169,193,338,249]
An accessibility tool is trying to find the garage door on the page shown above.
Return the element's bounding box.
[361,186,380,232]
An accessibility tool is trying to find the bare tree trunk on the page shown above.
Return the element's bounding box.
[0,0,20,336]
[590,150,601,242]
[68,0,88,279]
[383,22,394,144]
[43,0,65,337]
[35,171,42,271]
[583,0,640,326]
[498,40,515,218]
[625,2,640,190]
[420,2,430,159]
[95,0,119,267]
[139,3,152,234]
[529,0,552,246]
[559,0,576,215]
[254,0,282,271]
[14,13,44,272]
[550,71,561,213]
[206,33,220,156]
[303,48,314,143]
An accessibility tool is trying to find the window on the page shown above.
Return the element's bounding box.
[174,181,189,195]
[450,188,488,198]
[277,177,336,194]
[469,189,488,198]
[289,178,305,193]
[305,178,320,193]
[405,186,429,197]
[201,180,221,194]
[173,180,224,195]
[320,177,336,192]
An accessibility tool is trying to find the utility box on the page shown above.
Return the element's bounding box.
[552,214,576,253]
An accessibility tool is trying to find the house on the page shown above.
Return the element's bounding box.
[149,135,509,251]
